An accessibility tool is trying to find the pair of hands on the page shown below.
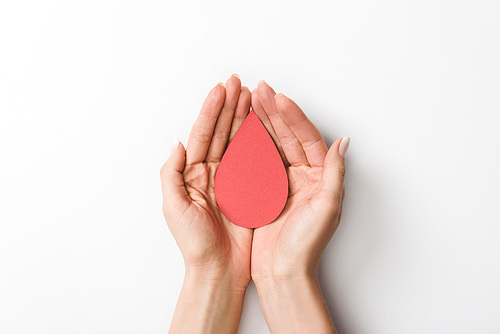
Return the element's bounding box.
[161,75,349,334]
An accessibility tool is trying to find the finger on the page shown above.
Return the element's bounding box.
[251,87,289,166]
[206,75,242,162]
[186,83,226,165]
[275,94,328,166]
[257,81,308,166]
[316,137,349,203]
[338,186,346,222]
[160,142,190,214]
[229,86,251,141]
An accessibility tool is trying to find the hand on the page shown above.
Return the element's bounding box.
[161,75,252,333]
[250,81,349,333]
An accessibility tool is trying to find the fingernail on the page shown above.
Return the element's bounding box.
[232,73,241,79]
[275,92,285,100]
[170,139,180,156]
[217,82,225,88]
[339,137,350,158]
[258,80,267,86]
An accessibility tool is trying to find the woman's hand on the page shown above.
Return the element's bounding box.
[250,81,349,334]
[161,77,349,333]
[161,75,252,334]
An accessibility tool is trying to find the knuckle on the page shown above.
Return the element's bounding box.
[280,132,298,146]
[301,137,323,149]
[191,131,212,144]
[221,105,236,115]
[212,128,229,141]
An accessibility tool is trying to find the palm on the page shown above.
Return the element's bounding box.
[252,165,326,278]
[182,161,252,276]
[250,82,343,280]
[161,76,253,284]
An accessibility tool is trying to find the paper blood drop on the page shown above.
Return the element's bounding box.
[214,110,288,228]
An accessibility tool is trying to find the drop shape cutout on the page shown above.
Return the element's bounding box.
[214,110,288,228]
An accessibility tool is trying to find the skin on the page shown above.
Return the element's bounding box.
[161,75,252,333]
[161,76,348,333]
[251,81,347,334]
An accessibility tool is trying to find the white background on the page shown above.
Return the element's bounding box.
[1,0,499,333]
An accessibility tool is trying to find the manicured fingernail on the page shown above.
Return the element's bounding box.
[258,80,267,86]
[339,137,350,158]
[170,139,180,156]
[275,92,285,100]
[217,82,225,88]
[232,73,241,79]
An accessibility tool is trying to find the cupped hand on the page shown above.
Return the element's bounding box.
[250,81,349,283]
[160,75,253,289]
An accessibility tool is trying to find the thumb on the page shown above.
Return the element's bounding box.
[317,137,350,202]
[160,140,190,213]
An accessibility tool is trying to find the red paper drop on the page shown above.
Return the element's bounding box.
[214,110,288,228]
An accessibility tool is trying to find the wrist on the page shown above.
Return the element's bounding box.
[253,271,336,334]
[253,271,319,297]
[185,263,250,294]
[252,258,320,289]
[169,264,248,333]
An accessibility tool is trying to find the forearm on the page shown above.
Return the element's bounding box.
[169,267,247,334]
[255,274,337,334]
